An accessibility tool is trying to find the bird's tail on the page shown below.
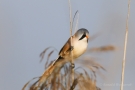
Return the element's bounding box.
[37,56,66,88]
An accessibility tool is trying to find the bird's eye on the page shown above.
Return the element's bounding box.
[79,34,86,40]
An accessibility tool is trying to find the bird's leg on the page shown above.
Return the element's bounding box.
[67,46,74,53]
[70,46,74,51]
[70,46,74,68]
[71,63,75,68]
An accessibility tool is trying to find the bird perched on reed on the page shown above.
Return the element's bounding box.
[37,28,89,88]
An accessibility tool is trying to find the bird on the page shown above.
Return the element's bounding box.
[38,28,89,86]
[52,28,89,66]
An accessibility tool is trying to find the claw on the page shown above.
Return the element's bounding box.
[71,63,75,68]
[71,46,74,51]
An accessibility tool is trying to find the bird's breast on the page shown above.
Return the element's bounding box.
[72,40,87,59]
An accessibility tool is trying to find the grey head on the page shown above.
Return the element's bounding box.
[74,28,89,42]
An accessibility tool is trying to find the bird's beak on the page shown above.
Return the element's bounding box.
[86,35,89,39]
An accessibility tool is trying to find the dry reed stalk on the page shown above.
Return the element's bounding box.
[74,12,79,33]
[68,0,74,86]
[22,45,111,90]
[120,0,131,90]
[72,10,79,33]
[87,45,115,52]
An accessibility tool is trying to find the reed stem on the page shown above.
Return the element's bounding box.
[120,0,131,90]
[68,0,74,88]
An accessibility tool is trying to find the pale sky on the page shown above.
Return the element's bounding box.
[0,0,135,90]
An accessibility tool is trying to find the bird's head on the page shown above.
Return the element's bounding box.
[74,28,89,42]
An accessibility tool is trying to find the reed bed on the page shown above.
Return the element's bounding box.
[22,45,115,90]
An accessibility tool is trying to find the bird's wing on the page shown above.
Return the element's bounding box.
[59,37,73,57]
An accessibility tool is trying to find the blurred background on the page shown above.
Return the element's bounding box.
[0,0,135,90]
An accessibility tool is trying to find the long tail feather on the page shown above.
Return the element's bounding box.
[37,57,66,89]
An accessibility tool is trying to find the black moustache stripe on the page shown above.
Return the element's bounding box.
[79,34,86,40]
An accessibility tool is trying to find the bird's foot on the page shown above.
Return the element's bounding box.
[70,46,74,51]
[71,63,75,68]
